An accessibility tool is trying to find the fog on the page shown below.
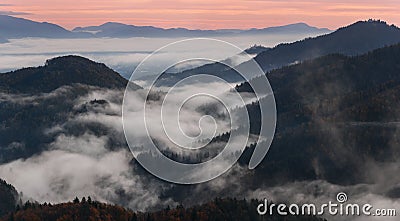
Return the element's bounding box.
[0,32,323,78]
[0,80,255,210]
[0,81,399,220]
[1,30,398,220]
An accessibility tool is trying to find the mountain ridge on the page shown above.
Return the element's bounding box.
[0,15,91,39]
[0,15,331,41]
[0,55,140,94]
[73,21,330,38]
[152,19,400,86]
[251,19,400,72]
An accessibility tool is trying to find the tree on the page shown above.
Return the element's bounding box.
[73,197,79,204]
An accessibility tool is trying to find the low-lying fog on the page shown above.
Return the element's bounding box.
[0,32,323,78]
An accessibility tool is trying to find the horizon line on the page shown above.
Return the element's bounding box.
[0,14,339,32]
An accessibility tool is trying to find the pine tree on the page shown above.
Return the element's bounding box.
[73,197,79,204]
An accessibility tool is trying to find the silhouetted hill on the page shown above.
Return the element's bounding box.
[0,198,326,221]
[0,179,18,216]
[234,43,400,185]
[251,19,400,72]
[0,56,140,162]
[73,22,330,38]
[0,55,139,94]
[0,15,330,40]
[73,22,217,37]
[243,22,330,35]
[153,20,400,86]
[0,15,90,39]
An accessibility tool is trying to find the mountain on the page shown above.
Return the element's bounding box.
[234,43,400,185]
[0,15,330,40]
[243,22,330,35]
[72,22,218,38]
[72,22,330,38]
[0,55,139,94]
[0,197,325,221]
[251,19,400,72]
[0,15,91,39]
[1,44,400,213]
[152,20,400,86]
[0,56,140,162]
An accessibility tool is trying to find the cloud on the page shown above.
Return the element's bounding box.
[0,33,321,74]
[0,86,175,211]
[0,78,254,208]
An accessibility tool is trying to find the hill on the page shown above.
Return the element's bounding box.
[0,55,139,94]
[251,19,400,72]
[0,15,90,39]
[153,20,400,86]
[0,15,330,40]
[0,179,18,216]
[0,56,140,162]
[234,43,400,185]
[243,22,330,35]
[73,22,330,38]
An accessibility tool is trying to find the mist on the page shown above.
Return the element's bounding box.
[0,32,325,78]
[0,80,256,210]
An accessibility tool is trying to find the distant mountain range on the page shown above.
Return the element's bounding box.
[0,15,330,41]
[0,15,91,39]
[72,21,330,38]
[151,19,400,85]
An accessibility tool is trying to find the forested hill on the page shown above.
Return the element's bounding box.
[0,179,18,217]
[0,56,141,163]
[1,198,326,221]
[233,43,400,186]
[0,55,141,94]
[151,20,400,86]
[249,19,400,72]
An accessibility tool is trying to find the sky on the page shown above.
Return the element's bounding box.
[0,0,399,30]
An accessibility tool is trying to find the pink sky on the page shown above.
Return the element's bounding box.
[1,0,399,30]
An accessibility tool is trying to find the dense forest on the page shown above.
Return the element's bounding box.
[0,56,140,94]
[0,179,19,216]
[232,43,400,185]
[1,198,326,221]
